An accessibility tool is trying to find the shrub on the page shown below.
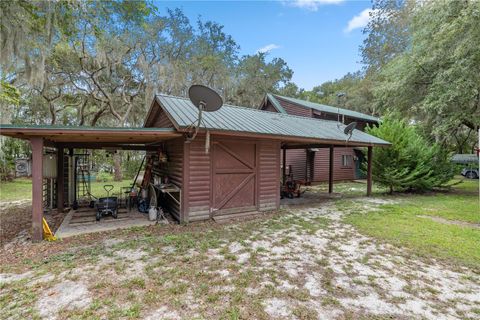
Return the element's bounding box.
[365,116,455,193]
[96,171,112,182]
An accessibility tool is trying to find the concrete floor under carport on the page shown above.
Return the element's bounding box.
[55,206,159,238]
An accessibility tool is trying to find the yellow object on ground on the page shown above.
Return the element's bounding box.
[42,217,57,241]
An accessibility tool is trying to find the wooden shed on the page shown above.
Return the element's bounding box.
[0,94,389,241]
[144,94,388,222]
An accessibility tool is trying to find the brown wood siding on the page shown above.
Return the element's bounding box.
[152,107,175,128]
[145,100,177,128]
[185,135,212,222]
[313,112,372,130]
[261,101,279,113]
[163,138,183,220]
[313,148,355,182]
[258,140,280,211]
[276,96,312,117]
[283,149,307,180]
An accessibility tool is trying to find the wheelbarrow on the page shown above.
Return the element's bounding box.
[96,185,118,221]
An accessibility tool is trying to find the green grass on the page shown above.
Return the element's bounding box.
[407,193,479,223]
[89,180,133,198]
[343,179,480,268]
[0,178,134,202]
[0,177,33,201]
[454,177,480,194]
[312,181,387,197]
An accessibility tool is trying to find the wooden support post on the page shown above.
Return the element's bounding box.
[367,146,373,196]
[329,145,334,194]
[31,137,44,242]
[56,146,64,212]
[282,147,287,184]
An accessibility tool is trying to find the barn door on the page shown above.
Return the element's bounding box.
[211,140,257,216]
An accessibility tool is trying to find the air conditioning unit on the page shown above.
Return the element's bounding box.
[15,158,31,177]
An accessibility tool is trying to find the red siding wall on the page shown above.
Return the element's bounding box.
[282,148,355,182]
[145,101,175,128]
[164,138,183,220]
[152,108,175,128]
[262,102,278,113]
[184,135,211,222]
[275,96,312,117]
[258,140,281,211]
[312,148,355,182]
[283,149,307,181]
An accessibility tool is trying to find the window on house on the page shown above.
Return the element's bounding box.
[342,155,353,167]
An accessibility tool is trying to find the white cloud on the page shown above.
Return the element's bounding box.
[345,8,377,33]
[256,44,281,54]
[285,0,344,11]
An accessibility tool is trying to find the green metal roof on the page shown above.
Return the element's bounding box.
[270,94,380,123]
[155,94,390,146]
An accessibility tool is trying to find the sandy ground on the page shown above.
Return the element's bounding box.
[0,199,479,319]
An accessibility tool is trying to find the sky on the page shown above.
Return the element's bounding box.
[155,0,374,90]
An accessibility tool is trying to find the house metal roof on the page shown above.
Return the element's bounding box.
[269,94,380,123]
[155,94,390,146]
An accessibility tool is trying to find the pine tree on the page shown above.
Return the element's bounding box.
[366,116,455,193]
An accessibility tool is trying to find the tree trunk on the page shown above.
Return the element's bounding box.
[113,152,122,181]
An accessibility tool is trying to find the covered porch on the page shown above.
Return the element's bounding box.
[280,139,375,201]
[0,125,182,241]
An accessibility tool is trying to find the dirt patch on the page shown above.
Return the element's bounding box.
[35,280,92,319]
[0,200,66,248]
[144,306,180,320]
[417,215,480,229]
[0,201,33,246]
[0,270,33,284]
[264,298,292,318]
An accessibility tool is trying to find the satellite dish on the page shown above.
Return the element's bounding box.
[186,85,223,153]
[343,122,357,142]
[188,85,223,112]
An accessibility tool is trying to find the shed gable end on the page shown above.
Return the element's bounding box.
[144,101,176,128]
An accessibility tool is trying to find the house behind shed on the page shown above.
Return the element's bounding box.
[259,94,380,182]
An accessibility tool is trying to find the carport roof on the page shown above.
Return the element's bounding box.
[154,94,390,147]
[0,124,181,146]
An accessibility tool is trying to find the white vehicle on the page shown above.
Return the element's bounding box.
[461,167,479,179]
